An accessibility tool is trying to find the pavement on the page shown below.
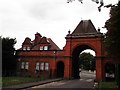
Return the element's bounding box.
[2,71,98,90]
[2,78,63,90]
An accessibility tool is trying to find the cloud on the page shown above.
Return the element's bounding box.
[1,0,117,49]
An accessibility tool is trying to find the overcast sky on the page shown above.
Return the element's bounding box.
[0,0,118,50]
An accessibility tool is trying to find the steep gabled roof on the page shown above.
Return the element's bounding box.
[48,38,61,50]
[22,37,32,45]
[40,37,50,44]
[71,20,97,36]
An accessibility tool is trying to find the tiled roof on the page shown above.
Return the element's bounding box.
[22,37,32,44]
[71,20,97,36]
[19,32,61,50]
[40,37,50,44]
[48,38,61,50]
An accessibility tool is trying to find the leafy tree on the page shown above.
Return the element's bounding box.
[2,37,17,76]
[79,52,95,71]
[104,1,120,88]
[105,1,120,58]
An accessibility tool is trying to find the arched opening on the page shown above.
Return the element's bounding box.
[105,63,115,81]
[72,45,96,79]
[56,61,64,78]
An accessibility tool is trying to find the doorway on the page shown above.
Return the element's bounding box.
[56,61,64,77]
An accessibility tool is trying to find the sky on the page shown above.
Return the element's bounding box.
[0,0,118,52]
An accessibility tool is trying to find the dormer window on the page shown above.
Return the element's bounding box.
[40,46,48,50]
[27,47,30,50]
[44,46,48,50]
[23,47,26,50]
[40,46,43,50]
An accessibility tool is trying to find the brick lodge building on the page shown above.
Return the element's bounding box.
[16,20,119,81]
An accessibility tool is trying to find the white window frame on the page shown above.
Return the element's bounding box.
[23,47,26,50]
[40,46,43,50]
[25,62,29,70]
[21,62,25,69]
[27,47,30,50]
[44,46,48,50]
[45,62,49,71]
[40,62,44,70]
[36,62,40,70]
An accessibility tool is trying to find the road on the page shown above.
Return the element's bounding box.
[26,70,96,89]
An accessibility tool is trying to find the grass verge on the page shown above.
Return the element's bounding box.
[99,81,118,89]
[2,76,43,87]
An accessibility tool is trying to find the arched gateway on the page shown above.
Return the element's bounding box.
[63,20,104,81]
[17,20,108,81]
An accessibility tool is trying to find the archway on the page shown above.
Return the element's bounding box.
[72,44,96,79]
[56,61,64,78]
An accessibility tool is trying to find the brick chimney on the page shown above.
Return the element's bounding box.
[34,32,42,45]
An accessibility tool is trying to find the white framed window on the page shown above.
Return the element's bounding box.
[25,62,29,70]
[45,62,49,70]
[21,62,25,69]
[40,62,44,70]
[27,47,30,50]
[23,47,26,50]
[36,62,40,70]
[44,46,48,50]
[40,46,43,50]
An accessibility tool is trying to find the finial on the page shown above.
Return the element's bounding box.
[98,27,100,32]
[68,30,71,34]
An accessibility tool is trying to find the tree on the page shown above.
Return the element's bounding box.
[104,1,120,88]
[2,37,17,76]
[79,52,95,71]
[105,1,120,58]
[67,0,119,11]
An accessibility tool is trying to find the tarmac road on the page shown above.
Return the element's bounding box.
[25,70,96,89]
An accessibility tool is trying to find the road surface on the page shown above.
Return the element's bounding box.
[26,70,96,89]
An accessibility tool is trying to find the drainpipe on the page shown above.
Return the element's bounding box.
[69,30,72,79]
[53,50,57,78]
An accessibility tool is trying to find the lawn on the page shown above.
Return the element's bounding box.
[99,81,118,89]
[2,76,43,87]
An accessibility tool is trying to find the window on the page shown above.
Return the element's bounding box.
[27,47,30,50]
[45,62,49,70]
[25,62,29,70]
[21,62,29,70]
[21,62,25,69]
[36,62,40,70]
[40,46,43,50]
[44,46,48,50]
[40,62,44,70]
[23,47,26,50]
